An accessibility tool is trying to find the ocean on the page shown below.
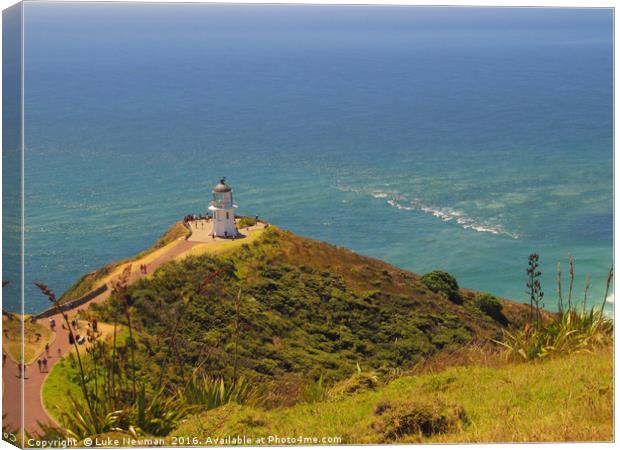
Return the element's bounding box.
[9,4,613,314]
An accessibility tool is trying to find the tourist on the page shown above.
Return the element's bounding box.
[37,359,42,373]
[69,332,75,345]
[2,352,6,367]
[42,358,48,372]
[45,343,50,356]
[49,317,55,330]
[17,363,21,378]
[92,318,98,333]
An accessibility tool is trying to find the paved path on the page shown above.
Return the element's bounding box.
[2,218,266,435]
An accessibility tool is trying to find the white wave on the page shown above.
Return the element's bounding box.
[340,185,519,239]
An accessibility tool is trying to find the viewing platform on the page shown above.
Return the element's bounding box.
[187,217,267,243]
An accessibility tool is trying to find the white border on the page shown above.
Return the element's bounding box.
[0,2,616,450]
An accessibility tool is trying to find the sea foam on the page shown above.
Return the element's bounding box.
[342,186,519,239]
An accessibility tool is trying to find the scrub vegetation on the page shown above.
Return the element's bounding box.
[37,225,612,444]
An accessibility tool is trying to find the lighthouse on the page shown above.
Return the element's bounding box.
[208,177,238,238]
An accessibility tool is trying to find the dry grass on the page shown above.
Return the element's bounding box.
[3,316,55,364]
[172,346,613,444]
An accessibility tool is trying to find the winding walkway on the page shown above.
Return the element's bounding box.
[2,219,265,435]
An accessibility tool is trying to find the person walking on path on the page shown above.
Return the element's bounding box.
[45,343,50,357]
[37,359,42,373]
[42,358,48,373]
[17,362,21,378]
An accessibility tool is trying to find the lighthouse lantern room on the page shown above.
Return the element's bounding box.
[208,177,238,238]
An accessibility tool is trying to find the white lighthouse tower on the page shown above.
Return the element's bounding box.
[208,177,238,238]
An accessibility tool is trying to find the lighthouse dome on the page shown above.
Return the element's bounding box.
[213,178,232,193]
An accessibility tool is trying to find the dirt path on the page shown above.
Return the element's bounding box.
[2,218,266,436]
[2,238,201,435]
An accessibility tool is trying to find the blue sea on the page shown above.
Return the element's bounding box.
[9,4,614,314]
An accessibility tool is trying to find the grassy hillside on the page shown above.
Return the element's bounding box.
[89,226,529,398]
[171,347,613,444]
[40,224,612,444]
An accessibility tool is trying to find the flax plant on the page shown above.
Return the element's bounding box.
[526,254,544,329]
[498,256,613,361]
[568,254,574,310]
[110,265,132,402]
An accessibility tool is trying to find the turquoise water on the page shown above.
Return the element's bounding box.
[11,4,613,314]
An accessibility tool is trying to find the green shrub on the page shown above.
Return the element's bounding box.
[420,271,462,304]
[238,217,257,228]
[302,374,327,404]
[475,293,506,324]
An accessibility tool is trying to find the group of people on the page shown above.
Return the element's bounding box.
[36,356,49,373]
[139,264,148,274]
[68,316,101,346]
[183,213,211,223]
[5,333,62,378]
[68,331,87,346]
